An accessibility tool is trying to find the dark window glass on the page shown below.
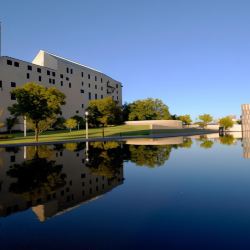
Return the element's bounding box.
[116,84,118,88]
[14,62,19,67]
[11,93,16,100]
[52,72,56,77]
[52,79,55,84]
[95,85,97,89]
[95,94,97,99]
[82,82,84,86]
[70,69,73,74]
[11,82,16,87]
[88,83,90,88]
[101,78,103,83]
[88,74,90,79]
[80,89,84,93]
[47,70,50,75]
[60,74,63,79]
[69,83,71,88]
[7,60,12,65]
[27,65,32,71]
[37,68,41,73]
[88,92,91,100]
[66,67,69,73]
[76,110,79,114]
[95,76,97,81]
[66,77,69,81]
[81,72,84,77]
[101,87,103,91]
[39,76,42,82]
[0,80,2,88]
[82,104,84,108]
[61,81,63,86]
[49,78,51,83]
[27,73,30,79]
[101,95,103,99]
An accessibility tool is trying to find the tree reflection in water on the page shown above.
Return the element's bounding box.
[219,134,235,145]
[7,146,66,201]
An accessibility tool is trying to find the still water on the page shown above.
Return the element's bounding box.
[0,133,250,249]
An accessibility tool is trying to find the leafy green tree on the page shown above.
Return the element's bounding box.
[198,114,213,128]
[27,116,56,134]
[87,97,122,128]
[179,114,192,126]
[6,116,19,133]
[64,118,77,132]
[219,116,234,130]
[122,102,130,122]
[8,82,65,142]
[71,115,85,129]
[219,135,235,145]
[128,98,171,121]
[52,117,66,130]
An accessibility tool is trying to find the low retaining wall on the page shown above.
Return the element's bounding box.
[125,120,183,129]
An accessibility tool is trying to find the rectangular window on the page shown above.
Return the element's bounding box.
[95,85,97,89]
[11,93,16,100]
[95,94,97,99]
[14,62,19,67]
[116,84,118,88]
[81,72,84,77]
[60,74,63,79]
[37,68,41,73]
[27,65,32,71]
[88,83,90,88]
[82,82,84,86]
[88,74,90,79]
[27,73,30,79]
[52,79,55,84]
[47,70,50,75]
[101,87,103,91]
[11,82,16,87]
[76,110,79,114]
[52,72,56,77]
[80,89,84,93]
[61,81,63,86]
[88,92,91,100]
[101,78,103,83]
[66,67,69,73]
[0,80,2,88]
[101,95,103,99]
[117,96,119,100]
[39,76,42,82]
[70,69,73,74]
[66,77,69,81]
[82,104,84,108]
[95,76,97,81]
[7,60,12,65]
[69,83,71,88]
[49,78,52,83]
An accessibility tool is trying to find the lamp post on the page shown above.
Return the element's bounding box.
[23,116,27,137]
[85,111,89,140]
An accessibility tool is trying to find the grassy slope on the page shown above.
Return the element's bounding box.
[0,125,215,145]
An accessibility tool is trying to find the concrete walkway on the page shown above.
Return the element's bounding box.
[0,130,218,148]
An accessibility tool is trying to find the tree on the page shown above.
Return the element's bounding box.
[27,116,56,134]
[64,118,77,132]
[71,115,85,129]
[128,98,171,121]
[87,97,122,129]
[52,117,66,130]
[6,117,19,134]
[219,116,234,130]
[179,114,192,126]
[219,135,235,145]
[198,114,213,128]
[8,82,65,142]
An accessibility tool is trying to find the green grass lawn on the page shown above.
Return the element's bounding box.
[0,125,216,145]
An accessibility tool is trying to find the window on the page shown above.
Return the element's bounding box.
[39,76,42,82]
[66,77,69,81]
[0,80,2,88]
[80,89,84,93]
[76,110,79,114]
[81,72,84,77]
[52,72,56,77]
[101,87,103,91]
[82,82,84,86]
[37,68,41,73]
[95,85,97,89]
[7,60,12,65]
[27,73,30,79]
[69,83,71,88]
[14,62,19,67]
[70,69,73,74]
[11,82,16,87]
[101,78,103,83]
[61,81,63,86]
[81,173,86,178]
[66,67,69,73]
[82,104,84,108]
[95,76,97,81]
[101,95,103,99]
[10,155,16,162]
[47,70,50,75]
[60,74,64,79]
[95,93,97,99]
[11,93,16,100]
[27,65,32,71]
[88,92,91,100]
[88,83,90,88]
[116,84,118,88]
[88,74,90,79]
[49,78,52,83]
[52,79,55,84]
[117,96,119,100]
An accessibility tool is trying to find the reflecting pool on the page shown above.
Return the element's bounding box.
[1,133,250,249]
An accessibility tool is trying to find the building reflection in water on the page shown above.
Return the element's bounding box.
[242,131,250,159]
[0,142,124,222]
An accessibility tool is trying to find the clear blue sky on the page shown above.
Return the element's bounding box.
[1,0,250,119]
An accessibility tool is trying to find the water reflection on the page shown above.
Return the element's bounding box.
[0,144,124,221]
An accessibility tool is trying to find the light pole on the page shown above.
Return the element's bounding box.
[23,116,27,137]
[85,111,89,140]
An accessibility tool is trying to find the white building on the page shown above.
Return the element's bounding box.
[0,50,122,131]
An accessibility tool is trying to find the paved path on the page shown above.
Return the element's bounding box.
[0,130,218,147]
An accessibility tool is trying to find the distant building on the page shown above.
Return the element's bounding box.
[0,50,122,131]
[241,104,250,131]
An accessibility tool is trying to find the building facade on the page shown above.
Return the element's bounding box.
[0,50,122,131]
